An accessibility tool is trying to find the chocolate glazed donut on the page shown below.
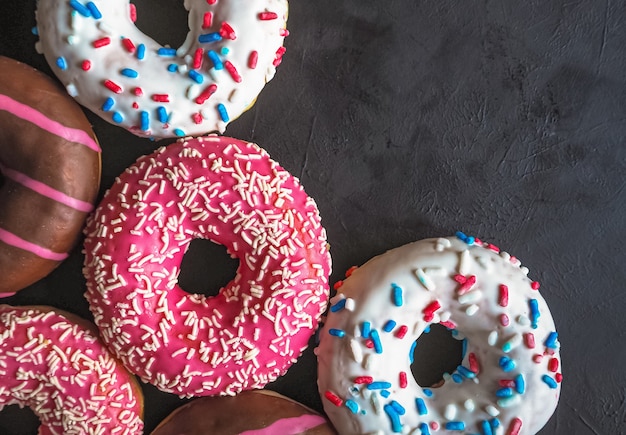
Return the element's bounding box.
[0,56,101,295]
[151,390,337,435]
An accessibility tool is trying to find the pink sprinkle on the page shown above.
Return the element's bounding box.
[220,21,237,40]
[430,422,440,431]
[258,11,278,20]
[104,79,123,93]
[133,87,143,96]
[523,332,535,349]
[93,37,111,48]
[548,357,559,372]
[81,60,91,71]
[353,376,373,385]
[499,314,510,327]
[129,3,137,22]
[248,50,259,69]
[195,84,217,104]
[468,352,480,374]
[506,417,523,435]
[395,325,408,339]
[224,61,242,83]
[202,12,213,29]
[324,391,343,407]
[533,354,543,364]
[192,112,203,124]
[531,281,540,290]
[122,38,136,53]
[345,266,358,277]
[499,284,509,307]
[439,320,456,329]
[193,48,204,69]
[399,371,408,388]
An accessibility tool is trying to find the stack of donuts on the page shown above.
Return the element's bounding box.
[0,1,561,434]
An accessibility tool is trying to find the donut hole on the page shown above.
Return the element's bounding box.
[0,405,40,433]
[131,0,190,50]
[178,239,239,298]
[410,324,464,388]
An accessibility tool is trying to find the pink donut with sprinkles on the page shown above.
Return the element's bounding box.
[35,0,288,139]
[316,234,561,435]
[83,135,332,397]
[0,305,144,434]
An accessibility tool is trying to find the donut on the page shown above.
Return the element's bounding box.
[0,56,101,296]
[316,234,562,435]
[83,135,332,397]
[151,389,336,434]
[35,0,288,139]
[0,304,143,434]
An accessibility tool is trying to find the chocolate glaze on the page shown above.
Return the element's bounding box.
[0,56,101,293]
[151,390,336,435]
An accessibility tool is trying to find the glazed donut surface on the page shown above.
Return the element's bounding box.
[83,135,331,397]
[317,235,561,435]
[0,304,143,434]
[35,0,288,139]
[0,56,101,295]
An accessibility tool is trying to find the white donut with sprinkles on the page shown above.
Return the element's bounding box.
[35,0,288,139]
[316,233,561,435]
[83,135,331,397]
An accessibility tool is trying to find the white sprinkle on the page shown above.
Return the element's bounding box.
[458,249,470,275]
[465,304,479,316]
[488,330,499,346]
[414,267,435,291]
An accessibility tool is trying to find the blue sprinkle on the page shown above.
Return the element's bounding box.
[112,112,123,123]
[452,373,463,383]
[383,320,396,333]
[495,387,514,398]
[422,388,433,397]
[419,422,431,435]
[366,381,392,390]
[207,50,224,70]
[415,398,428,415]
[392,283,403,306]
[481,420,493,435]
[456,365,476,379]
[514,374,526,394]
[529,299,540,329]
[173,128,185,137]
[383,404,403,433]
[424,325,431,333]
[455,230,468,241]
[56,57,67,70]
[69,0,91,17]
[490,418,501,429]
[167,63,178,73]
[345,399,359,414]
[86,2,102,19]
[542,374,558,389]
[198,32,222,43]
[390,400,405,415]
[462,338,468,358]
[466,236,475,245]
[380,389,391,398]
[157,107,169,123]
[499,356,516,372]
[328,328,345,338]
[445,421,466,431]
[544,331,559,349]
[188,70,204,84]
[409,340,417,364]
[217,103,229,122]
[370,329,383,354]
[31,26,39,36]
[120,68,139,78]
[220,47,230,55]
[137,44,146,60]
[158,48,177,57]
[361,321,371,339]
[330,298,347,312]
[140,111,150,131]
[102,97,115,111]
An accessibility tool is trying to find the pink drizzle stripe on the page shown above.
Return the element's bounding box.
[0,227,68,261]
[238,414,327,435]
[0,164,93,212]
[0,94,101,152]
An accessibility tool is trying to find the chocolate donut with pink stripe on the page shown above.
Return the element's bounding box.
[0,56,101,295]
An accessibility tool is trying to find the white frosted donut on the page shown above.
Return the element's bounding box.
[316,234,562,435]
[35,0,288,139]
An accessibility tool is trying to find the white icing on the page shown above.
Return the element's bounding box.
[35,0,288,139]
[317,236,561,434]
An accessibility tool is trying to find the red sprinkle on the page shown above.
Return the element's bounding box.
[93,37,111,48]
[207,0,217,4]
[486,243,500,253]
[523,332,535,349]
[430,422,440,431]
[533,354,543,364]
[193,48,204,69]
[500,314,510,327]
[220,21,237,40]
[258,11,278,20]
[324,390,343,407]
[399,371,408,388]
[468,352,480,374]
[273,46,286,66]
[353,376,373,385]
[439,320,457,330]
[202,12,213,29]
[81,60,92,71]
[506,417,523,435]
[248,50,259,69]
[132,102,139,110]
[195,84,217,104]
[555,373,563,383]
[498,284,509,307]
[192,113,203,124]
[332,280,343,290]
[122,38,136,53]
[345,266,358,277]
[133,87,143,97]
[548,357,559,372]
[531,281,540,290]
[104,79,123,93]
[395,325,408,339]
[129,4,137,22]
[152,94,170,103]
[224,61,242,83]
[364,339,374,349]
[457,275,476,295]
[279,28,290,37]
[423,300,441,317]
[499,379,516,388]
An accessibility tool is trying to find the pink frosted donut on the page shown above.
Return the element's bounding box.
[83,135,332,397]
[0,304,144,434]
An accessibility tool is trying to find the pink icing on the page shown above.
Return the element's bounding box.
[239,414,328,435]
[0,227,68,261]
[0,163,94,212]
[83,135,332,397]
[0,293,16,298]
[0,305,143,434]
[0,94,100,152]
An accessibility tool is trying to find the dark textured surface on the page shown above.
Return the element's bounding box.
[0,1,625,434]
